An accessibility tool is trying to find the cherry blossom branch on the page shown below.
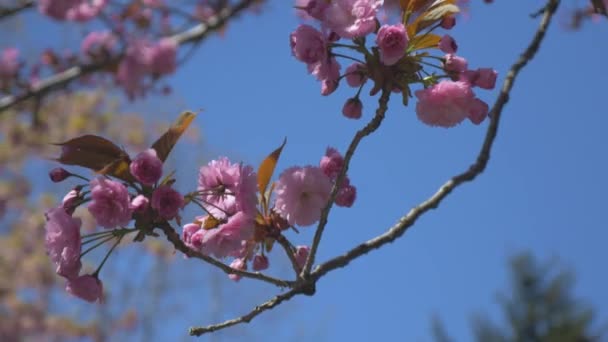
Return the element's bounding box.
[156,221,295,288]
[0,0,34,20]
[185,0,561,335]
[302,88,391,276]
[0,0,259,113]
[309,0,561,281]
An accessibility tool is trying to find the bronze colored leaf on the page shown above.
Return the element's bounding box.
[409,33,441,51]
[257,138,287,197]
[151,111,197,162]
[55,135,132,180]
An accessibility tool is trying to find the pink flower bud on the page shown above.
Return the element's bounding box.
[439,35,457,54]
[440,15,456,29]
[151,186,184,220]
[342,98,363,119]
[468,98,489,125]
[130,149,163,185]
[336,184,357,207]
[49,167,71,182]
[66,275,103,303]
[130,195,149,213]
[474,68,498,89]
[228,258,246,282]
[376,24,409,66]
[444,54,468,73]
[345,63,368,88]
[294,245,310,270]
[320,147,344,179]
[62,189,80,214]
[252,255,269,271]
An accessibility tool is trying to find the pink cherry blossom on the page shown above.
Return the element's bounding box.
[130,148,163,185]
[467,98,489,125]
[439,35,457,54]
[342,97,363,119]
[116,39,153,99]
[228,258,246,282]
[182,223,202,251]
[274,166,332,227]
[149,38,177,75]
[39,0,108,22]
[444,54,468,73]
[198,157,257,218]
[290,25,327,65]
[81,31,117,57]
[62,189,80,214]
[296,0,329,20]
[415,80,477,128]
[294,245,310,270]
[66,275,103,303]
[473,68,497,89]
[376,24,409,66]
[345,63,368,87]
[252,254,269,271]
[130,195,149,213]
[88,178,132,229]
[322,0,383,39]
[44,207,82,278]
[151,185,184,220]
[195,212,254,259]
[320,147,344,179]
[0,48,19,79]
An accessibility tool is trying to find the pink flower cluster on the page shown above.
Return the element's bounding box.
[39,0,108,22]
[415,34,498,128]
[291,0,498,127]
[44,207,103,303]
[182,157,257,259]
[45,145,186,302]
[117,38,177,99]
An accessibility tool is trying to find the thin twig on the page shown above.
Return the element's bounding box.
[0,0,34,20]
[156,221,295,288]
[189,288,300,336]
[302,89,391,276]
[183,0,561,336]
[0,0,259,113]
[310,0,561,282]
[275,234,300,276]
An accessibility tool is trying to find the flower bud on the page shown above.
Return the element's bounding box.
[49,168,71,182]
[252,255,269,271]
[342,98,363,119]
[440,15,456,29]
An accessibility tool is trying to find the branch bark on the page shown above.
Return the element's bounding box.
[0,0,258,113]
[0,0,34,20]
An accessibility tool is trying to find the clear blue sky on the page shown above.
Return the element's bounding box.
[10,1,608,341]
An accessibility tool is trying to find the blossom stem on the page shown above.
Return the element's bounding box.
[331,53,365,64]
[92,234,124,277]
[80,235,115,258]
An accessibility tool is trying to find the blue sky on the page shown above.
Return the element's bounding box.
[6,1,608,341]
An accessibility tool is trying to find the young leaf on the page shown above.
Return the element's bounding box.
[54,135,132,180]
[151,111,197,162]
[409,33,441,51]
[257,138,287,197]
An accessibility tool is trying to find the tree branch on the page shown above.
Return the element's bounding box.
[0,0,34,20]
[189,287,300,336]
[182,0,561,336]
[310,0,561,281]
[156,222,294,288]
[0,0,259,113]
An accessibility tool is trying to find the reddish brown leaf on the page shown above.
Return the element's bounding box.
[151,111,197,162]
[54,135,132,180]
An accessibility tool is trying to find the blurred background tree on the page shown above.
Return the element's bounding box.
[432,252,606,342]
